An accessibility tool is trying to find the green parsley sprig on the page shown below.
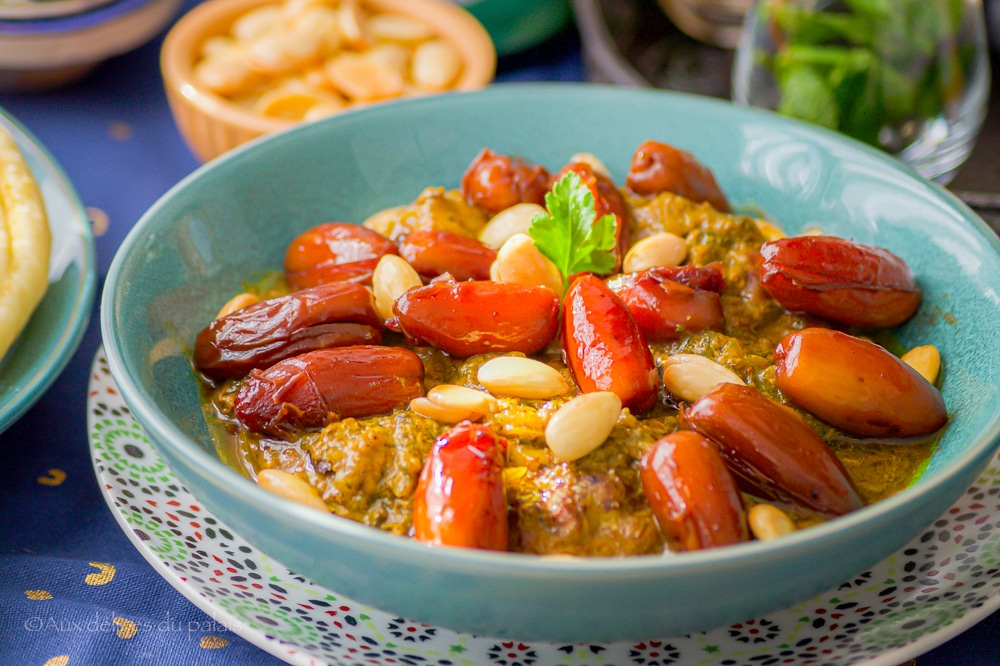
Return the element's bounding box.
[528,171,617,291]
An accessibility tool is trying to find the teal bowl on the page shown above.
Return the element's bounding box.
[101,83,1000,642]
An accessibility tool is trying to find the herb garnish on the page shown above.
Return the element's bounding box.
[528,171,617,291]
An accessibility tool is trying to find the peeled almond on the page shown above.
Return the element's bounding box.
[748,504,796,541]
[427,384,498,415]
[622,232,688,273]
[661,353,745,403]
[367,14,435,42]
[477,356,570,399]
[231,5,284,41]
[411,39,462,91]
[410,396,479,424]
[492,233,564,297]
[901,345,941,384]
[567,152,612,179]
[257,469,328,512]
[478,203,545,250]
[253,86,341,120]
[326,53,403,100]
[247,31,324,74]
[335,0,370,49]
[373,254,422,322]
[216,293,260,320]
[544,392,622,461]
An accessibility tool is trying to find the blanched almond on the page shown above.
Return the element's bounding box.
[427,384,498,415]
[257,469,328,512]
[492,233,564,297]
[411,39,462,91]
[231,5,284,41]
[409,396,479,424]
[194,53,256,96]
[478,203,545,250]
[367,13,435,43]
[901,345,941,384]
[622,232,688,273]
[326,52,403,100]
[363,205,405,235]
[372,254,422,322]
[567,152,611,180]
[477,356,570,399]
[335,0,370,49]
[544,391,621,461]
[661,353,745,402]
[748,504,796,541]
[364,42,410,76]
[291,5,343,53]
[216,293,259,319]
[248,30,324,74]
[253,85,343,120]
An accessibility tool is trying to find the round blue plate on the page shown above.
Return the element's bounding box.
[0,108,96,435]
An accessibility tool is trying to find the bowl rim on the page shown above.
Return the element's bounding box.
[102,82,1000,575]
[159,0,497,136]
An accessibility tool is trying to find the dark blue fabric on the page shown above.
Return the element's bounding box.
[0,2,996,663]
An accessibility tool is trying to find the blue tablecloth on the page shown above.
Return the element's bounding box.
[1,2,997,664]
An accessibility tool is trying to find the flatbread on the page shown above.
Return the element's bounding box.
[0,125,51,361]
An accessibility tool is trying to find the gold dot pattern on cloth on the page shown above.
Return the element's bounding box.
[113,617,137,639]
[24,589,52,600]
[84,562,116,586]
[42,657,69,666]
[36,469,66,486]
[86,207,109,237]
[108,121,132,141]
[199,635,229,649]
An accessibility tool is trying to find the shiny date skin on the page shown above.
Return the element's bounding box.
[398,229,497,281]
[640,431,748,552]
[625,140,731,213]
[556,162,630,271]
[285,222,398,290]
[775,328,947,439]
[684,383,862,516]
[412,421,508,550]
[234,346,424,437]
[194,282,383,380]
[394,280,560,358]
[563,274,659,414]
[757,236,921,328]
[609,268,725,343]
[460,148,550,213]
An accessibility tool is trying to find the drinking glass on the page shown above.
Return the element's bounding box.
[732,0,991,183]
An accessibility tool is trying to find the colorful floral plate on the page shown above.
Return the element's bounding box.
[88,348,1000,666]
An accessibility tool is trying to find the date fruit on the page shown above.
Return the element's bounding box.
[234,345,424,437]
[757,236,921,328]
[640,431,748,551]
[398,229,496,281]
[194,282,382,380]
[684,383,862,516]
[285,222,398,290]
[610,268,725,343]
[563,274,659,414]
[626,140,731,212]
[394,280,560,358]
[412,421,508,550]
[774,328,947,438]
[460,148,550,213]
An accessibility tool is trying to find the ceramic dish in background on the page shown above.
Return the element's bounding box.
[88,349,1000,666]
[0,0,118,20]
[0,108,96,435]
[101,84,1000,643]
[456,0,571,56]
[0,0,181,92]
[160,0,496,163]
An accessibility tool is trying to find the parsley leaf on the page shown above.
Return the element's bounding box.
[528,171,617,291]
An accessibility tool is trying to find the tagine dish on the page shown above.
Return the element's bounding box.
[190,139,948,557]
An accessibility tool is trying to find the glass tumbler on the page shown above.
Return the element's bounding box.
[732,0,991,183]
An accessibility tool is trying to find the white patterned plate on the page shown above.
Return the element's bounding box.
[88,347,1000,666]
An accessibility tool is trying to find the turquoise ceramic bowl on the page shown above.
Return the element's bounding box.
[101,84,1000,643]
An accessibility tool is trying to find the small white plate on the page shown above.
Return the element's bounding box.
[88,347,1000,666]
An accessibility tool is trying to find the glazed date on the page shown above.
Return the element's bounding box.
[556,161,630,270]
[610,269,725,343]
[234,346,424,437]
[774,328,947,438]
[398,230,496,281]
[684,383,862,516]
[460,148,550,213]
[193,282,382,380]
[563,274,659,414]
[394,280,560,358]
[625,140,731,212]
[285,222,398,290]
[757,236,921,328]
[412,421,508,550]
[640,431,748,552]
[647,263,727,293]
